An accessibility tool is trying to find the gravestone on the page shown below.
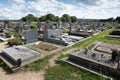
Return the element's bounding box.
[25,29,38,44]
[1,46,41,70]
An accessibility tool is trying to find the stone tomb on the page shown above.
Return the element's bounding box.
[106,29,120,39]
[25,29,39,44]
[69,23,93,38]
[62,49,120,78]
[0,46,41,71]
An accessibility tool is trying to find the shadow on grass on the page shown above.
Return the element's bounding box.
[0,59,13,74]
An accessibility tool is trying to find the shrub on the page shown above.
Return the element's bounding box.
[8,38,24,46]
[5,32,12,38]
[30,24,37,29]
[51,34,58,38]
[63,29,70,33]
[0,39,3,42]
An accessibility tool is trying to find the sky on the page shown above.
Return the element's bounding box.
[0,0,120,20]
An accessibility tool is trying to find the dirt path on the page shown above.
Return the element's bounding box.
[0,42,77,80]
[0,42,8,53]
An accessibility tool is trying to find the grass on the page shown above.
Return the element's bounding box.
[63,29,70,33]
[72,29,120,48]
[23,53,55,72]
[0,39,3,42]
[45,61,110,80]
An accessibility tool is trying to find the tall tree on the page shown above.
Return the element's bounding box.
[61,14,70,22]
[46,14,56,21]
[116,16,120,23]
[71,16,77,23]
[21,14,37,22]
[107,17,114,22]
[39,15,46,22]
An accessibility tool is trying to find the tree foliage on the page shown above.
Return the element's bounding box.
[116,16,120,23]
[21,14,38,22]
[61,14,71,22]
[70,16,77,23]
[21,13,77,23]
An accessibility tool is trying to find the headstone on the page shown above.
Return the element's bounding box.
[25,29,38,44]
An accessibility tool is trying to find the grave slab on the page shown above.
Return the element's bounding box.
[1,46,41,71]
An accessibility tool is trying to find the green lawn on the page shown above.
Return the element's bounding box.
[0,39,3,43]
[72,29,120,48]
[45,61,110,80]
[45,29,119,80]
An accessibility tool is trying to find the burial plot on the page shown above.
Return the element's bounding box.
[0,46,41,71]
[62,49,120,78]
[106,29,120,39]
[69,23,93,38]
[43,24,84,46]
[25,29,39,44]
[87,41,120,54]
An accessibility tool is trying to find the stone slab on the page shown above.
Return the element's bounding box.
[2,46,41,64]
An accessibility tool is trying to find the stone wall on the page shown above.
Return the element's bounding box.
[68,54,120,78]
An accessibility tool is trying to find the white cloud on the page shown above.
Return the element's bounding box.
[0,0,120,19]
[8,0,25,3]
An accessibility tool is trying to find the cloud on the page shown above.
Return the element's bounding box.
[8,0,25,4]
[0,0,120,19]
[75,0,102,6]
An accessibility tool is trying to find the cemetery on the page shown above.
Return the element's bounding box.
[0,17,119,80]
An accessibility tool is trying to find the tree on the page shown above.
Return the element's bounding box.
[3,20,9,24]
[21,17,26,22]
[116,16,120,23]
[71,16,77,23]
[21,14,37,22]
[46,14,56,21]
[39,15,46,22]
[61,14,71,22]
[107,17,114,22]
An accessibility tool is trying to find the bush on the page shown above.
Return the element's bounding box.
[8,38,24,46]
[0,39,3,42]
[63,29,70,33]
[5,32,12,38]
[30,24,37,29]
[51,34,58,38]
